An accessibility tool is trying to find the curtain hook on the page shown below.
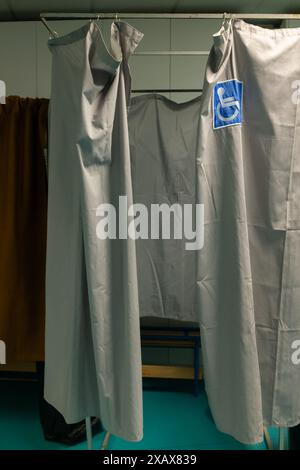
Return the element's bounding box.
[221,12,227,29]
[41,16,58,38]
[222,12,233,31]
[227,13,234,30]
[115,12,119,22]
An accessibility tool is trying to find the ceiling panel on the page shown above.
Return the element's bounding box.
[0,0,300,20]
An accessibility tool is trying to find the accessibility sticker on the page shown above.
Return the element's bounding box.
[213,79,243,129]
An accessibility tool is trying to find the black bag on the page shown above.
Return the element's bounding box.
[290,424,300,450]
[36,362,102,445]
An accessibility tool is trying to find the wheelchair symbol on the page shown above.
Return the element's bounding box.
[216,86,240,122]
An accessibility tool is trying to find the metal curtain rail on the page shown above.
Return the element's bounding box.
[40,12,300,20]
[40,11,300,53]
[40,11,300,52]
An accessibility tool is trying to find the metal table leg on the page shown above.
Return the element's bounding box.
[193,338,200,396]
[263,427,273,450]
[279,427,286,450]
[85,417,93,450]
[101,431,111,450]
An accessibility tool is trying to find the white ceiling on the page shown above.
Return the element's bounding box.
[0,0,300,21]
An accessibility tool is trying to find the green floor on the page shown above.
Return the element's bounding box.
[0,380,280,450]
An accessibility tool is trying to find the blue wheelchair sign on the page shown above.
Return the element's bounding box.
[213,79,243,129]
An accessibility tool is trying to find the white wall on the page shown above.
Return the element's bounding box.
[0,19,220,100]
[2,18,298,100]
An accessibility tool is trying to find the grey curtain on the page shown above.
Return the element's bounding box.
[128,93,201,322]
[197,19,300,443]
[45,21,144,441]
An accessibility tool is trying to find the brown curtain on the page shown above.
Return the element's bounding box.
[0,96,49,362]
